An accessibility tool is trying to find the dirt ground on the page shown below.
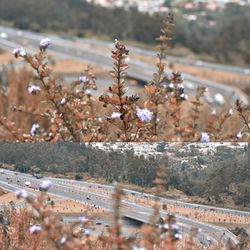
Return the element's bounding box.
[0,192,20,205]
[0,51,14,64]
[52,60,108,76]
[52,200,106,216]
[0,187,7,196]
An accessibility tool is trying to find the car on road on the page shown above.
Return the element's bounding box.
[244,69,250,75]
[0,32,8,39]
[195,60,204,66]
[17,30,23,36]
[25,181,31,187]
[32,173,43,179]
[214,93,225,105]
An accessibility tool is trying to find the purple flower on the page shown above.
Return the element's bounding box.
[79,216,88,223]
[29,225,42,234]
[236,132,242,140]
[12,47,26,58]
[177,83,184,89]
[136,107,153,123]
[180,93,188,100]
[172,224,179,230]
[28,85,41,94]
[111,112,121,119]
[200,132,210,143]
[84,229,90,235]
[60,236,67,245]
[85,89,91,96]
[40,38,51,48]
[30,124,39,136]
[15,189,29,199]
[40,180,52,191]
[79,76,87,83]
[175,233,182,240]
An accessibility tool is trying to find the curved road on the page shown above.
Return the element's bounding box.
[0,168,248,248]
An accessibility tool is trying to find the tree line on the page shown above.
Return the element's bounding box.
[0,143,249,207]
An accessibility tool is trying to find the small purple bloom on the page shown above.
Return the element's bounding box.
[40,38,51,48]
[60,236,67,245]
[29,225,42,234]
[79,216,88,223]
[84,229,90,235]
[177,83,184,89]
[172,224,179,230]
[180,93,188,100]
[12,47,26,58]
[79,76,87,83]
[15,189,29,199]
[136,107,153,123]
[28,85,41,94]
[175,233,182,240]
[200,132,210,143]
[40,180,52,191]
[236,132,242,140]
[30,123,39,136]
[85,89,91,96]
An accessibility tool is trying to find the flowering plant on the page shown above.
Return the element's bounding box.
[0,15,249,142]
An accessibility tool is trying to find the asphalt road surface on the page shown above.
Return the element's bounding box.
[0,168,247,248]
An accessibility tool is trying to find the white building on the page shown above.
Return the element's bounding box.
[86,0,166,14]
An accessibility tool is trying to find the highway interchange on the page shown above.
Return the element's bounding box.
[1,168,250,249]
[0,25,249,106]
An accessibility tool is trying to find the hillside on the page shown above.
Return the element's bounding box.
[0,142,249,209]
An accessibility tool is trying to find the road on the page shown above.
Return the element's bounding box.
[80,37,250,76]
[0,26,249,106]
[0,168,247,248]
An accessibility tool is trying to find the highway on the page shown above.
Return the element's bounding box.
[0,168,247,248]
[0,26,249,106]
[79,37,250,76]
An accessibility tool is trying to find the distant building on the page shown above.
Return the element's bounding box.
[86,0,167,14]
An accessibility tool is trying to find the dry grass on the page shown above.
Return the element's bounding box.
[53,60,108,76]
